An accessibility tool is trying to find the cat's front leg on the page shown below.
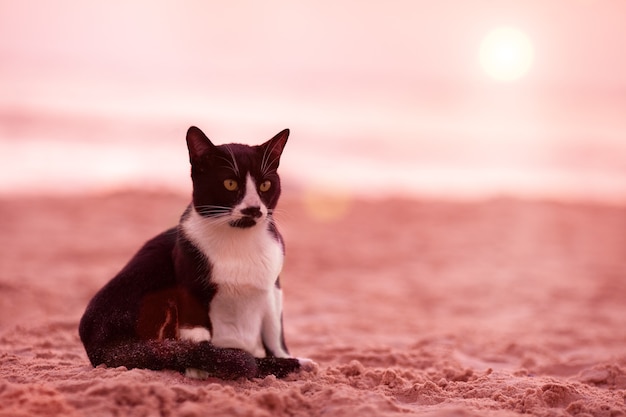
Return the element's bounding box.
[261,285,291,358]
[259,287,318,377]
[180,326,213,379]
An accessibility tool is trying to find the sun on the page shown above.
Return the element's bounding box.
[479,26,534,82]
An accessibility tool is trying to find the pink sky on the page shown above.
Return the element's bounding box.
[1,1,625,201]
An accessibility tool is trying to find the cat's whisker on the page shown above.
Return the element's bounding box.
[195,206,231,212]
[194,205,232,211]
[216,153,239,176]
[195,206,231,211]
[194,215,235,229]
[197,213,229,220]
[266,216,279,228]
[197,212,231,221]
[268,207,288,215]
[268,208,292,223]
[194,208,232,219]
[224,145,240,177]
[194,205,233,213]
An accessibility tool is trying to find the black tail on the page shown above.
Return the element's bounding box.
[83,338,301,379]
[84,339,259,379]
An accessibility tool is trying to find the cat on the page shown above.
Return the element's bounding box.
[79,126,313,380]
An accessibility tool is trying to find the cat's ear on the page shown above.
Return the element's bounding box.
[261,129,289,169]
[186,126,215,163]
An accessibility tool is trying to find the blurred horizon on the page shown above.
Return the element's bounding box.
[1,0,625,202]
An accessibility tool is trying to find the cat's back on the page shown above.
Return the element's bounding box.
[82,227,179,311]
[112,227,178,285]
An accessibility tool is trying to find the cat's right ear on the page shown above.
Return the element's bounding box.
[186,126,215,164]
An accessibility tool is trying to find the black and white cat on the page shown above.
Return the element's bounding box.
[79,126,312,379]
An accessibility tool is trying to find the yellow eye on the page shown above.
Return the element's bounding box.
[259,180,272,192]
[223,179,238,191]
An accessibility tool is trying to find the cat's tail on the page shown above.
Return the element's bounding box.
[85,339,306,379]
[86,339,259,380]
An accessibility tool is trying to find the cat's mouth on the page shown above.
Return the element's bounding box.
[229,217,258,229]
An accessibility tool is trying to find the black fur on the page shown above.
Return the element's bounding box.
[79,126,300,379]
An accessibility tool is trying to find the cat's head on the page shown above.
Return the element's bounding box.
[185,126,289,229]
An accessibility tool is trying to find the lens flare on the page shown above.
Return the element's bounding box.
[302,186,351,223]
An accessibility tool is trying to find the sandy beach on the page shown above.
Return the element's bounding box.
[1,191,625,416]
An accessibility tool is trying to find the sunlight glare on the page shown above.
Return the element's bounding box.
[479,27,534,82]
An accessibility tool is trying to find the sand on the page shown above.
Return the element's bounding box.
[1,191,625,417]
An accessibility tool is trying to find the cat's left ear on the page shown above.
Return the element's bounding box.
[186,126,215,164]
[261,129,289,169]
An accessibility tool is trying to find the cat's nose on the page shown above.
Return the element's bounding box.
[240,206,262,219]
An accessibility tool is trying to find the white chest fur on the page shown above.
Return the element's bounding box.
[181,208,286,357]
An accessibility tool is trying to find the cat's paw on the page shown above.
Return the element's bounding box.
[180,326,211,343]
[297,357,319,373]
[256,357,301,378]
[185,368,210,380]
[255,357,318,378]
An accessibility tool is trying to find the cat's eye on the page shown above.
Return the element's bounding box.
[259,180,272,193]
[223,179,238,191]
